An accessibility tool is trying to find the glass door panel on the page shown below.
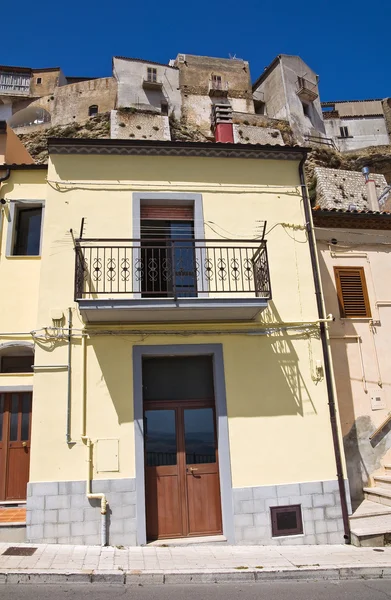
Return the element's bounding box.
[184,408,216,464]
[144,409,177,466]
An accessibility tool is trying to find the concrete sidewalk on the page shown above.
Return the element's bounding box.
[1,542,391,584]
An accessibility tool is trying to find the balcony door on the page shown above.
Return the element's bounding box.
[140,205,196,298]
[143,356,222,541]
[0,393,32,500]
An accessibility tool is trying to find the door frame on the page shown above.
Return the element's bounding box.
[133,344,234,545]
[0,386,33,501]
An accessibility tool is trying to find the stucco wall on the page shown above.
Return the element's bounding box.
[113,57,181,119]
[26,152,342,500]
[324,117,389,151]
[316,230,391,504]
[253,60,287,121]
[280,55,325,141]
[0,169,46,395]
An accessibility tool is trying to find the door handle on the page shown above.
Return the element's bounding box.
[22,442,27,447]
[188,467,198,473]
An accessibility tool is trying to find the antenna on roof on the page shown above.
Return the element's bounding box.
[229,53,237,60]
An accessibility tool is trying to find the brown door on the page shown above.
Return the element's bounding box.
[0,393,32,501]
[145,402,222,540]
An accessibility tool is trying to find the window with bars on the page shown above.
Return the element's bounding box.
[334,267,371,318]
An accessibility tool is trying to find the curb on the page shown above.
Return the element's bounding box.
[1,565,391,584]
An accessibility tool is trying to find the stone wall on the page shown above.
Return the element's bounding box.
[26,479,137,546]
[176,54,253,99]
[315,167,388,210]
[111,109,170,140]
[52,78,117,126]
[30,69,66,97]
[233,479,349,545]
[233,124,283,145]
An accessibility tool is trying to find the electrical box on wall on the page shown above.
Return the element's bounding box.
[371,393,386,411]
[96,439,119,472]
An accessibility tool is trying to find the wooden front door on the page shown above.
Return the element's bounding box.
[144,401,222,540]
[0,392,32,501]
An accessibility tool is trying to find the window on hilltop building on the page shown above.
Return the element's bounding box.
[211,74,222,90]
[88,105,98,117]
[13,206,43,256]
[161,102,169,116]
[339,126,350,138]
[334,267,371,318]
[36,77,42,85]
[147,67,157,83]
[254,100,266,115]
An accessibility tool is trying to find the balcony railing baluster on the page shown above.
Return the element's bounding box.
[74,239,271,301]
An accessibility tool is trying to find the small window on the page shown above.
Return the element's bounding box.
[334,267,371,318]
[13,206,42,256]
[36,77,42,85]
[339,126,350,138]
[1,356,33,373]
[302,102,311,117]
[161,102,168,116]
[88,105,98,117]
[147,67,157,83]
[254,100,266,115]
[271,505,303,537]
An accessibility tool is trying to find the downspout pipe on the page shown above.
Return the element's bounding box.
[80,333,108,546]
[66,308,73,444]
[299,156,351,544]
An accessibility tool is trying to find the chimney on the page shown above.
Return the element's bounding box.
[212,103,234,143]
[362,166,379,211]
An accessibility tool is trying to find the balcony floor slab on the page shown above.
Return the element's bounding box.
[78,297,268,323]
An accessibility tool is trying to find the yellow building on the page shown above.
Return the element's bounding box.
[1,138,350,546]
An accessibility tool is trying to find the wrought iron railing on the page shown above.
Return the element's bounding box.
[74,239,271,301]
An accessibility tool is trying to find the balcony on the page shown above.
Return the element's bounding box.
[295,77,318,103]
[208,80,229,98]
[142,77,163,91]
[74,239,271,323]
[0,72,31,96]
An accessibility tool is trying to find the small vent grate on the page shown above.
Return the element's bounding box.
[271,505,303,537]
[334,267,371,318]
[2,547,37,556]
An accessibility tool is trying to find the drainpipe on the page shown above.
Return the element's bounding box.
[66,308,73,444]
[299,156,351,544]
[80,332,108,546]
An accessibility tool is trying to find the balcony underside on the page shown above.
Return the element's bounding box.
[78,297,269,323]
[296,88,318,103]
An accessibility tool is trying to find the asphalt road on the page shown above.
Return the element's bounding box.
[1,580,391,599]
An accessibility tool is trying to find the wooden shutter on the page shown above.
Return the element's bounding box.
[334,267,371,318]
[140,205,193,221]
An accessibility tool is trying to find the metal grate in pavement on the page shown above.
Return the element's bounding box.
[2,547,37,556]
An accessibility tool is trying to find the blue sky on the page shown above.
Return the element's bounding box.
[1,0,389,101]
